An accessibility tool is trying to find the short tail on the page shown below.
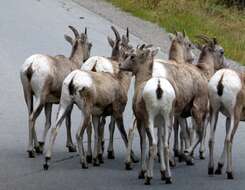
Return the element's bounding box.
[26,63,33,81]
[217,74,224,96]
[156,80,163,99]
[68,77,76,95]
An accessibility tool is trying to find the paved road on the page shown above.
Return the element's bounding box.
[0,0,245,189]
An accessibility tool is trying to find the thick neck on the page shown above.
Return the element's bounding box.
[134,58,153,90]
[69,42,84,68]
[169,43,185,64]
[197,53,215,80]
[117,71,132,93]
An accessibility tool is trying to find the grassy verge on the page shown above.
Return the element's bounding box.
[107,0,245,64]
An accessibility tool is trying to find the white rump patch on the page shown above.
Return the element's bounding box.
[82,56,114,73]
[209,69,242,110]
[152,59,168,78]
[143,77,175,114]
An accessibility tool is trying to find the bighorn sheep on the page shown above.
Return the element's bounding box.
[159,33,224,163]
[81,26,134,162]
[43,49,135,169]
[20,26,92,157]
[120,45,176,184]
[208,68,244,179]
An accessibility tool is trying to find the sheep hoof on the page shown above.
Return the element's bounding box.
[144,176,152,185]
[43,157,50,170]
[131,152,139,163]
[34,146,43,154]
[125,162,132,170]
[199,151,205,160]
[81,162,88,169]
[169,160,176,167]
[39,141,45,153]
[215,163,223,175]
[98,154,104,164]
[43,163,49,170]
[67,145,77,152]
[107,151,115,159]
[138,170,146,179]
[93,158,100,166]
[165,177,172,184]
[86,155,92,163]
[208,167,214,175]
[27,150,35,158]
[227,172,234,179]
[160,170,166,181]
[186,159,194,166]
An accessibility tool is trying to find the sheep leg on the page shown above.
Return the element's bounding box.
[178,117,191,162]
[199,114,208,160]
[173,118,180,157]
[144,117,157,185]
[115,116,139,163]
[107,117,116,159]
[43,101,70,170]
[92,116,100,166]
[138,121,147,179]
[215,117,230,175]
[98,117,105,164]
[28,98,44,158]
[65,105,76,152]
[158,126,166,181]
[226,107,240,180]
[86,122,93,163]
[77,111,91,169]
[38,103,52,154]
[163,115,173,184]
[208,108,219,175]
[184,117,204,165]
[125,119,136,170]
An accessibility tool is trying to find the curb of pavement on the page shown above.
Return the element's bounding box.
[72,0,244,71]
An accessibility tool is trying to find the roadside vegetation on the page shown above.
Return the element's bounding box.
[107,0,245,64]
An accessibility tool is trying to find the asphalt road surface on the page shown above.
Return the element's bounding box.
[0,0,245,189]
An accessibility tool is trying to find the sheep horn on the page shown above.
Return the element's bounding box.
[195,34,212,44]
[111,26,121,42]
[68,25,79,38]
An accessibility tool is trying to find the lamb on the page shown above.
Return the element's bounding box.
[120,45,176,184]
[43,47,135,169]
[20,26,92,157]
[81,26,134,162]
[208,68,244,179]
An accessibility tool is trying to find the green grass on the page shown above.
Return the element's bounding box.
[107,0,245,64]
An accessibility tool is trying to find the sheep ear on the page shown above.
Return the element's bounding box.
[85,27,87,35]
[107,37,114,48]
[64,35,73,45]
[213,37,217,45]
[168,33,176,41]
[183,30,186,37]
[151,47,160,57]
